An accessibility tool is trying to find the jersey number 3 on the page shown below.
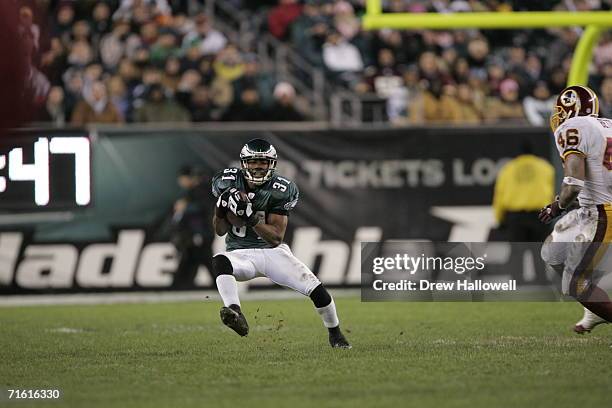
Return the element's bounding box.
[232,211,266,237]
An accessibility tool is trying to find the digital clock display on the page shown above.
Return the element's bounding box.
[0,130,92,211]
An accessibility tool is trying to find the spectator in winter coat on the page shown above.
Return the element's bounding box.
[222,88,270,121]
[182,13,227,57]
[134,83,190,122]
[599,77,612,119]
[523,81,555,126]
[485,78,527,124]
[71,81,123,125]
[39,86,67,126]
[269,82,305,121]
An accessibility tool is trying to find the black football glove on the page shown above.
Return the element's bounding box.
[227,188,248,217]
[217,189,260,227]
[243,200,261,227]
[538,199,565,224]
[215,190,231,218]
[226,188,260,227]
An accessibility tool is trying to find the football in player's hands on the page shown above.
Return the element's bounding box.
[226,211,246,228]
[227,188,250,217]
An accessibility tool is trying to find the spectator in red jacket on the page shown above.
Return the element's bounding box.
[268,0,303,40]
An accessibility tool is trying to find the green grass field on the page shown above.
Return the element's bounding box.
[0,297,610,408]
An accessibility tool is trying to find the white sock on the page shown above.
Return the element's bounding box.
[316,299,339,328]
[216,275,241,307]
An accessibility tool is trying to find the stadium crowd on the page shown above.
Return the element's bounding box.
[18,0,612,125]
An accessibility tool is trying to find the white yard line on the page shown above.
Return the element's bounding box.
[0,289,360,307]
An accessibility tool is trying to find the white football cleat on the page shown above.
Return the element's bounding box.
[574,307,608,334]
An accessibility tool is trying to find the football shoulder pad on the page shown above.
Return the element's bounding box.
[211,168,241,198]
[267,174,299,213]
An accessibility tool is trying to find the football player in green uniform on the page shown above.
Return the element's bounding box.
[211,138,351,348]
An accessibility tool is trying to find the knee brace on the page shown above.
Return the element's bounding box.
[310,284,332,308]
[541,239,567,266]
[211,255,233,278]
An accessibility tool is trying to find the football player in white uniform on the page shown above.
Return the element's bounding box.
[540,85,612,333]
[539,85,612,333]
[211,139,351,348]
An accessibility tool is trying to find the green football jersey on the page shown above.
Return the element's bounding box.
[211,168,299,251]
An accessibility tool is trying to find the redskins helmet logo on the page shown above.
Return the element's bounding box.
[560,89,578,108]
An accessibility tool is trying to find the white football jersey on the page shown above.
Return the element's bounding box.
[554,116,612,206]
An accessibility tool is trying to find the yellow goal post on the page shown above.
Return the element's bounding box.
[362,0,612,86]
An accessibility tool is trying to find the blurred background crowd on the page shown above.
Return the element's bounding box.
[16,0,612,126]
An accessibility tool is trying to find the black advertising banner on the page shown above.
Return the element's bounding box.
[0,127,553,294]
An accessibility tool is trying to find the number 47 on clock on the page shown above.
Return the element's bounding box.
[0,137,90,206]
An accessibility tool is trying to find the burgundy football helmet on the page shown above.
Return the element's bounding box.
[550,85,599,131]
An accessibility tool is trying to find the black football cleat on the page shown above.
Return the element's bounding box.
[328,326,351,349]
[220,304,249,337]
